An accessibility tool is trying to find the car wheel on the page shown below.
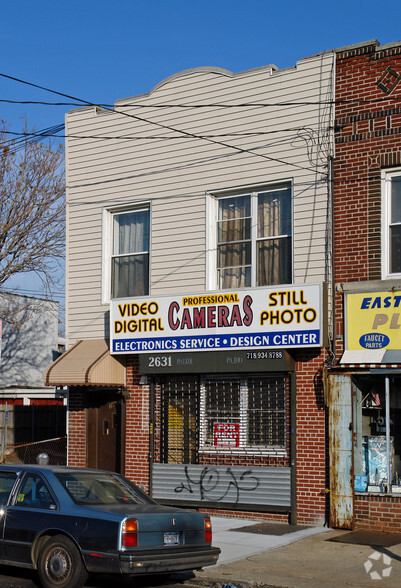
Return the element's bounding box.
[37,534,88,588]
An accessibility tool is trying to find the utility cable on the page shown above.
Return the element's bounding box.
[0,97,401,108]
[0,72,328,173]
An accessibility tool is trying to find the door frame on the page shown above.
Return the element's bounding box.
[86,389,125,473]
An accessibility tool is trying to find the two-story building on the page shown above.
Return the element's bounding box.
[330,40,401,531]
[46,51,335,524]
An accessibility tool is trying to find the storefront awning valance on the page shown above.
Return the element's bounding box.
[340,349,401,365]
[45,339,125,387]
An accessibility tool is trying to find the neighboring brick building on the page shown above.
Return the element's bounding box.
[46,51,335,525]
[330,40,401,531]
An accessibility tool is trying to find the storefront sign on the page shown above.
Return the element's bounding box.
[346,291,401,350]
[111,284,323,354]
[213,423,240,447]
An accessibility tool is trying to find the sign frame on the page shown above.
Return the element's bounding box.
[111,284,325,355]
[345,290,401,351]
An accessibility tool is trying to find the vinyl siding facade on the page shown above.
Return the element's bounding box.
[62,51,336,525]
[65,53,334,343]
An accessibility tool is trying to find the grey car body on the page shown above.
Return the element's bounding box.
[0,464,220,588]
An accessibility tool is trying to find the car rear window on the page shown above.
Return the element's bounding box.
[56,472,155,505]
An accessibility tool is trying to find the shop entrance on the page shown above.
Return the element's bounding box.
[151,372,292,513]
[87,391,122,472]
[160,376,199,464]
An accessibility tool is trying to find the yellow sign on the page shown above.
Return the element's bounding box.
[346,291,401,350]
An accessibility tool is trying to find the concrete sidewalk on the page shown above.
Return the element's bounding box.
[182,517,401,587]
[209,516,331,566]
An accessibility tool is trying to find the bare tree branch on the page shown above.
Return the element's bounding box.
[0,122,65,297]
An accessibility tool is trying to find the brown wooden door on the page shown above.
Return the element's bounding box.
[87,393,122,472]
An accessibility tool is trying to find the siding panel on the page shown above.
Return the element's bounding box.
[66,54,334,342]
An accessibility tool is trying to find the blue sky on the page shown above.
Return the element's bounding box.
[2,0,401,132]
[1,0,401,312]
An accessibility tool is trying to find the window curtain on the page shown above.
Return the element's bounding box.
[258,189,291,285]
[218,196,251,289]
[112,210,149,298]
[114,210,149,256]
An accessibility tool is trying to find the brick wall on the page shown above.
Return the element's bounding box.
[126,348,328,526]
[67,387,88,467]
[333,42,401,530]
[124,356,151,492]
[334,42,401,360]
[354,493,401,532]
[295,348,328,525]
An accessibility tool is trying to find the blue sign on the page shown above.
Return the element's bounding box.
[359,333,390,349]
[354,475,368,492]
[112,329,321,354]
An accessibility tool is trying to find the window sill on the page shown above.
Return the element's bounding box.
[199,447,287,457]
[355,490,401,496]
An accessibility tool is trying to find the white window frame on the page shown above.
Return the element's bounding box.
[382,168,401,279]
[206,182,293,291]
[102,201,151,303]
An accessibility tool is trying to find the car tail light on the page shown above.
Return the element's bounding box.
[204,517,212,543]
[122,518,138,547]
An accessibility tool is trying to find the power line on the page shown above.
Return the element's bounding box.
[0,97,400,108]
[2,124,65,154]
[2,125,330,141]
[1,287,64,300]
[0,71,330,173]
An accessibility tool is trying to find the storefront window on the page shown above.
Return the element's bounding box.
[200,375,287,453]
[353,375,401,493]
[158,373,289,464]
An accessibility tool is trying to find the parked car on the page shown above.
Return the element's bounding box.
[0,464,220,588]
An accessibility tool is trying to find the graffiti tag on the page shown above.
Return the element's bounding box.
[174,465,259,504]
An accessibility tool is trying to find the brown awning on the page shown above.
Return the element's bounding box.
[45,339,125,387]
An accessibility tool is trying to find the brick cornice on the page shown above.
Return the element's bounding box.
[335,126,401,144]
[336,106,401,126]
[336,43,401,62]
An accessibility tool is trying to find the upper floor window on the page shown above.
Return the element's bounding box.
[382,170,401,278]
[216,184,292,289]
[111,206,150,299]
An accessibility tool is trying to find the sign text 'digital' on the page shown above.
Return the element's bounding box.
[110,284,323,354]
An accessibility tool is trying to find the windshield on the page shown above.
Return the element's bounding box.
[56,472,155,506]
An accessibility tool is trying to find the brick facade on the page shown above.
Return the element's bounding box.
[67,388,87,468]
[354,493,401,532]
[124,356,151,491]
[334,41,401,531]
[334,41,401,362]
[334,42,401,333]
[295,349,328,525]
[68,348,328,526]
